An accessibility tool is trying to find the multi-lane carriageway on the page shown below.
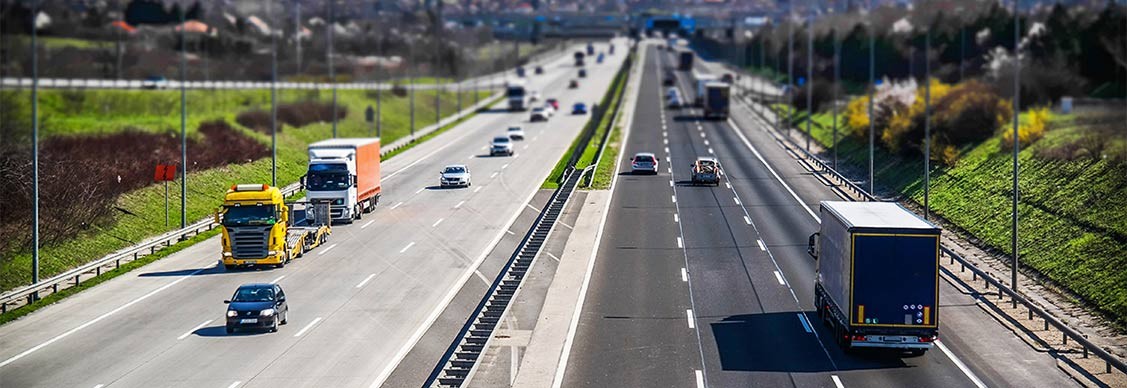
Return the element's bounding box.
[0,40,627,388]
[559,44,1081,387]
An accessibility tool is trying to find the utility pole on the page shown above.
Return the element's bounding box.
[328,0,338,138]
[179,5,187,229]
[31,0,40,287]
[271,0,278,187]
[868,0,876,196]
[787,13,794,137]
[410,44,416,138]
[295,2,302,73]
[805,13,813,153]
[833,28,840,170]
[924,29,931,220]
[1010,0,1022,301]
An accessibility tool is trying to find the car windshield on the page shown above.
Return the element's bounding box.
[444,166,466,174]
[222,205,276,226]
[494,137,510,143]
[533,108,544,112]
[232,287,274,302]
[509,127,521,132]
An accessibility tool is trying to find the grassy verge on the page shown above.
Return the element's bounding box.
[589,123,624,189]
[0,87,491,294]
[776,103,1127,327]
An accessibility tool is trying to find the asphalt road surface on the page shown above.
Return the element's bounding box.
[0,40,626,388]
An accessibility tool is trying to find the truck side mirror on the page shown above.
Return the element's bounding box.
[807,233,820,259]
[352,175,358,188]
[299,175,307,189]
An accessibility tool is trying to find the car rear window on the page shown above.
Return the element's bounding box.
[635,155,654,162]
[494,137,510,143]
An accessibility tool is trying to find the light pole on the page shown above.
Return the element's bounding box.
[328,0,338,138]
[271,0,278,187]
[179,5,187,229]
[868,0,876,196]
[805,13,813,153]
[833,28,840,170]
[924,28,931,221]
[1010,0,1022,301]
[787,13,795,137]
[31,0,40,287]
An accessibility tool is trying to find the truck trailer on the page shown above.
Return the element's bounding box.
[217,184,331,269]
[305,138,382,222]
[506,80,530,111]
[702,82,731,120]
[678,50,694,71]
[807,201,941,355]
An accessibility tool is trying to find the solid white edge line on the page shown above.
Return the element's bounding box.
[725,118,820,222]
[773,271,786,286]
[317,243,338,256]
[757,239,766,251]
[553,44,644,388]
[0,266,206,368]
[432,218,445,227]
[399,242,416,253]
[269,275,285,284]
[936,340,988,388]
[361,219,376,229]
[797,313,813,333]
[695,370,705,388]
[681,267,688,282]
[293,317,323,337]
[686,309,695,329]
[356,273,376,288]
[831,375,845,388]
[177,319,214,340]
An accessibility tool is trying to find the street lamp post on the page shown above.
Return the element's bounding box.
[271,1,278,187]
[868,0,877,196]
[805,14,813,153]
[924,29,931,221]
[1010,0,1022,302]
[31,0,40,288]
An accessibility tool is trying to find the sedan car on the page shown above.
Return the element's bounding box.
[440,164,471,187]
[534,66,544,75]
[490,136,514,156]
[225,283,288,334]
[530,107,550,122]
[572,102,588,115]
[578,69,588,78]
[507,126,526,140]
[568,80,579,89]
[546,98,560,110]
[631,152,660,175]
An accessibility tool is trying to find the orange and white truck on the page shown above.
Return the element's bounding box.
[304,138,382,222]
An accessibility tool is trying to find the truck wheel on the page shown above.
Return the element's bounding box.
[354,205,362,220]
[908,349,926,357]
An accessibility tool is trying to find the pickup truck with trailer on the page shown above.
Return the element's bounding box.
[807,201,941,355]
[217,184,331,270]
[689,157,721,186]
[305,138,381,222]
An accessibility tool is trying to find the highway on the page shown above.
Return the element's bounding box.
[560,43,1080,388]
[0,40,626,388]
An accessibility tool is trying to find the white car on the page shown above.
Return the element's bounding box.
[542,102,556,116]
[490,136,514,156]
[440,165,471,188]
[507,126,526,140]
[631,152,660,175]
[530,107,550,122]
[530,91,542,102]
[668,92,683,109]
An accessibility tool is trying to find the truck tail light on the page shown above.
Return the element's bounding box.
[919,335,937,343]
[851,335,866,342]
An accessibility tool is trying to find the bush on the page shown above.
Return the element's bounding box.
[844,95,871,138]
[1001,107,1050,150]
[235,110,277,134]
[276,101,346,128]
[391,83,409,98]
[881,79,954,155]
[933,80,1012,145]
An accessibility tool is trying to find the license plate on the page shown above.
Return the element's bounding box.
[240,318,258,324]
[881,336,904,342]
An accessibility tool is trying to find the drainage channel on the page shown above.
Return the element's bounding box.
[426,168,582,388]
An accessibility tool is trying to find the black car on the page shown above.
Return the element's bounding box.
[534,66,544,75]
[663,72,676,86]
[225,283,288,333]
[578,69,587,78]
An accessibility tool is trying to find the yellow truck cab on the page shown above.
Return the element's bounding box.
[217,184,330,270]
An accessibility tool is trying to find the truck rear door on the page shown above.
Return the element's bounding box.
[850,233,939,328]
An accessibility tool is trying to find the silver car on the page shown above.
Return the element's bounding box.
[490,136,514,156]
[440,165,472,188]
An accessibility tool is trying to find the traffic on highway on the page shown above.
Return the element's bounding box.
[2,3,1126,388]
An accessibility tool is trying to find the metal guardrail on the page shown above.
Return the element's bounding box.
[729,74,1127,377]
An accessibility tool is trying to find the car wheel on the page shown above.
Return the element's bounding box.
[270,318,278,333]
[281,310,288,325]
[226,326,235,334]
[908,349,926,357]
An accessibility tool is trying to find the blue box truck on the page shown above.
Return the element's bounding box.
[807,201,940,355]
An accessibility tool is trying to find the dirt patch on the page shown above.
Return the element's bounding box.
[277,101,347,128]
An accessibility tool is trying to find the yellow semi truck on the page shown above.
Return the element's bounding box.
[217,184,331,270]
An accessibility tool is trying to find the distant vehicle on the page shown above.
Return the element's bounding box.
[666,87,680,100]
[586,42,595,56]
[217,184,331,270]
[534,66,544,75]
[568,80,579,89]
[578,69,587,78]
[143,75,168,89]
[490,136,514,156]
[808,201,941,356]
[663,71,676,86]
[703,82,731,120]
[546,98,560,110]
[530,107,550,122]
[668,92,683,109]
[609,44,615,55]
[596,53,605,64]
[507,126,526,140]
[720,73,735,83]
[542,101,556,115]
[678,50,694,71]
[693,74,720,106]
[530,91,542,102]
[630,152,659,175]
[689,157,721,186]
[440,164,471,188]
[574,51,586,67]
[507,80,530,111]
[225,283,288,334]
[306,138,382,221]
[516,66,526,77]
[572,102,588,115]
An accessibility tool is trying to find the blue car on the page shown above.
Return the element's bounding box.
[572,103,588,115]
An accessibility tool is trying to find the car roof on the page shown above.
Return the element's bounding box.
[508,127,522,131]
[237,283,275,289]
[634,152,656,157]
[696,156,717,162]
[444,164,467,169]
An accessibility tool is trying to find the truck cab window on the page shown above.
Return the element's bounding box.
[222,206,276,226]
[307,164,351,191]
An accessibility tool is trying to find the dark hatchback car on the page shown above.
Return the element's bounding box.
[225,283,288,333]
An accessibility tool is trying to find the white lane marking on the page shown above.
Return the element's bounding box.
[662,130,668,137]
[474,270,490,285]
[773,271,786,285]
[831,375,845,388]
[361,219,376,229]
[664,146,670,153]
[663,138,669,145]
[270,275,285,284]
[733,197,741,205]
[490,172,499,178]
[704,139,710,146]
[317,243,337,256]
[526,203,541,213]
[669,180,674,187]
[391,201,404,209]
[399,242,416,253]
[708,148,715,154]
[725,182,731,189]
[227,382,242,388]
[674,213,680,223]
[356,273,376,288]
[514,154,521,160]
[94,385,105,388]
[469,154,476,159]
[455,200,466,209]
[667,166,672,173]
[506,230,516,236]
[681,267,688,282]
[432,218,445,227]
[695,370,705,388]
[757,239,767,251]
[671,195,677,203]
[545,251,561,262]
[177,319,213,340]
[474,186,482,193]
[415,188,425,194]
[727,119,819,222]
[744,216,752,225]
[936,340,988,388]
[797,313,814,333]
[502,163,510,169]
[677,237,684,248]
[700,132,706,138]
[523,145,529,150]
[293,317,323,337]
[686,309,696,329]
[0,266,208,368]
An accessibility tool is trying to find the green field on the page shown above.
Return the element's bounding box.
[781,106,1127,327]
[0,87,492,293]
